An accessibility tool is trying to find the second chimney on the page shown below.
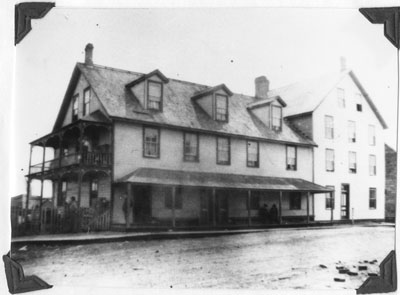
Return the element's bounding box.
[255,76,269,99]
[85,43,94,65]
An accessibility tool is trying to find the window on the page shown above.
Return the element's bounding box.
[183,132,199,162]
[286,145,297,171]
[247,141,259,167]
[216,137,230,165]
[215,94,228,121]
[271,105,282,131]
[325,115,334,139]
[165,188,183,209]
[369,188,376,209]
[369,155,376,176]
[83,88,91,116]
[289,192,301,210]
[148,81,163,110]
[249,192,261,210]
[349,151,357,173]
[143,127,160,158]
[72,95,79,122]
[57,181,67,206]
[325,185,335,209]
[369,125,376,146]
[325,149,335,172]
[90,179,98,206]
[337,88,345,108]
[348,121,356,143]
[355,93,362,112]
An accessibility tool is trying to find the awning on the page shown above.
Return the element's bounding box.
[117,168,333,193]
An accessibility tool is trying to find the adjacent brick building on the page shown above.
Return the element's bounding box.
[385,144,396,222]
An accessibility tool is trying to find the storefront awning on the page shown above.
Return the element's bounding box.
[117,168,333,193]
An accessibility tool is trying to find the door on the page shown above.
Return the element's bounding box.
[341,184,350,219]
[199,190,210,225]
[133,186,152,224]
[216,190,229,225]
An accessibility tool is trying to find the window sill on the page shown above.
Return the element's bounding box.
[143,155,160,159]
[217,162,230,166]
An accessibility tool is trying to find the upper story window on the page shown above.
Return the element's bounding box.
[147,81,163,111]
[289,192,301,210]
[72,94,79,122]
[369,188,377,209]
[349,151,357,174]
[325,115,334,139]
[337,88,345,108]
[369,154,377,176]
[326,149,335,172]
[216,136,230,165]
[348,121,356,143]
[143,127,160,158]
[286,145,297,171]
[215,94,228,121]
[247,141,259,168]
[355,93,362,112]
[83,87,91,116]
[369,125,376,146]
[325,185,335,210]
[183,132,199,162]
[271,105,282,131]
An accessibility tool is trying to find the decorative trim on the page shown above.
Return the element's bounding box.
[360,7,400,49]
[15,2,55,45]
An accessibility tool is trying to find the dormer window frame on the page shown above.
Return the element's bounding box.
[83,87,91,116]
[72,94,79,122]
[271,105,282,131]
[214,93,229,122]
[147,79,164,111]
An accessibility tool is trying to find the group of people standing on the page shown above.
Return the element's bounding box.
[259,203,279,224]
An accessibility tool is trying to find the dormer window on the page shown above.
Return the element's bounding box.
[72,94,79,122]
[148,81,163,111]
[271,105,282,131]
[215,94,228,121]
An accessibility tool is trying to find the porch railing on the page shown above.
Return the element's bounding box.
[29,152,112,174]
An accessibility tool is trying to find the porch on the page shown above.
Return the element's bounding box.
[113,168,334,229]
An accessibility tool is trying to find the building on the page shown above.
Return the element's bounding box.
[270,60,387,222]
[385,144,396,222]
[25,44,386,234]
[11,194,41,210]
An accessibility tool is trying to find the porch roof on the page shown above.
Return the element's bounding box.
[117,168,333,193]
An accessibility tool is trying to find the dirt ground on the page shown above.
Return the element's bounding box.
[11,225,394,290]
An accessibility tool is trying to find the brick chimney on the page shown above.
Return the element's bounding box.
[85,43,94,65]
[255,76,269,99]
[340,56,346,72]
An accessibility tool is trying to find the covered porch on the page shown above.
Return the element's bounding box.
[113,168,334,229]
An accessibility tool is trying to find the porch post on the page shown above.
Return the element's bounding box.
[306,192,310,225]
[247,190,251,226]
[330,191,334,224]
[58,134,63,168]
[278,191,282,225]
[172,186,176,228]
[212,188,216,227]
[25,145,33,211]
[77,171,83,208]
[38,144,46,232]
[126,183,131,229]
[312,193,315,217]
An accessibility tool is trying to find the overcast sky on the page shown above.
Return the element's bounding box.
[11,7,397,197]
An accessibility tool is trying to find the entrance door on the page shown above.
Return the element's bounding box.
[199,189,213,225]
[216,190,229,225]
[341,184,350,219]
[133,186,152,224]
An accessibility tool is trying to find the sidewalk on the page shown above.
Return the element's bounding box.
[11,222,393,246]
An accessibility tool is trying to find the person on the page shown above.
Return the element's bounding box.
[270,203,278,224]
[69,197,79,233]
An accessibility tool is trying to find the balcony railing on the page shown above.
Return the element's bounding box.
[29,152,112,174]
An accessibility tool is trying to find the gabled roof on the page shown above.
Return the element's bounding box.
[247,95,287,110]
[125,69,169,88]
[267,70,387,129]
[53,63,315,146]
[191,84,233,99]
[117,167,333,193]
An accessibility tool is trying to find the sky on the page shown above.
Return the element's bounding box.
[10,6,398,198]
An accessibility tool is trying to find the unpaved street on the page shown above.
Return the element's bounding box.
[12,225,394,290]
